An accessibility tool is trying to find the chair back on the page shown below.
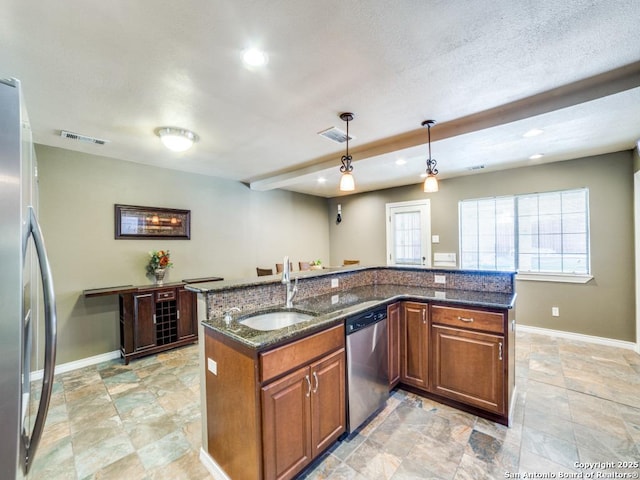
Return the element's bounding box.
[298,261,311,271]
[256,267,273,276]
[343,259,360,266]
[275,262,293,273]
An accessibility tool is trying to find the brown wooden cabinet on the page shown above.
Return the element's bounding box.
[204,323,345,480]
[430,304,509,417]
[387,302,401,389]
[119,285,198,364]
[261,348,345,480]
[400,301,429,390]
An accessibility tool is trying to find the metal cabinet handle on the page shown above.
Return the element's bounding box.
[422,308,426,324]
[457,316,474,323]
[305,375,311,397]
[312,371,319,393]
[177,310,180,320]
[498,342,503,361]
[137,293,153,298]
[153,314,157,324]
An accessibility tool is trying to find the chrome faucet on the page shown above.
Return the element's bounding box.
[223,306,241,325]
[282,256,298,308]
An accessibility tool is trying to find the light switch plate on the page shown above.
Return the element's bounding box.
[331,278,339,288]
[432,235,440,243]
[207,358,217,375]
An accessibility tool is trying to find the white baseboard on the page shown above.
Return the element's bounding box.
[199,448,231,480]
[30,350,121,381]
[517,324,637,351]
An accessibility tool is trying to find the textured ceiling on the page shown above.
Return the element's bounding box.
[2,0,640,197]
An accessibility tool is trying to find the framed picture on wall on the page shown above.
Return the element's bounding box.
[115,204,191,239]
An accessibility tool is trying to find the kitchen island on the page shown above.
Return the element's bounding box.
[186,266,516,480]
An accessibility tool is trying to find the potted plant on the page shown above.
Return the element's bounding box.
[310,259,323,270]
[147,250,173,285]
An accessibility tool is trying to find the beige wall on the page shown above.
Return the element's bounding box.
[329,151,635,342]
[36,145,330,364]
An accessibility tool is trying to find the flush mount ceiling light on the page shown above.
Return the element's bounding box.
[421,120,439,193]
[529,153,544,160]
[155,127,198,152]
[338,112,355,192]
[242,48,268,67]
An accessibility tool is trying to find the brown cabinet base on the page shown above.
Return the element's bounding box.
[119,286,198,364]
[388,301,516,426]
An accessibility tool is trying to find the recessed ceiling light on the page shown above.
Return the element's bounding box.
[395,159,407,166]
[317,177,327,184]
[242,48,268,67]
[523,128,544,138]
[419,172,427,178]
[529,153,544,160]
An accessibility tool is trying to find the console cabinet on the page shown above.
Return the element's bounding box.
[119,286,197,364]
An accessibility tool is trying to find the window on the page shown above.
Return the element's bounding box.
[459,189,590,281]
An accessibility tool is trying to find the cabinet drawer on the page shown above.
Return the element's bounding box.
[155,289,176,302]
[260,324,345,383]
[431,305,504,334]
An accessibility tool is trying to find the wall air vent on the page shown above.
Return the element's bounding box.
[317,126,354,144]
[60,130,108,145]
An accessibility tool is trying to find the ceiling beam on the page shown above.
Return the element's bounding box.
[250,61,640,191]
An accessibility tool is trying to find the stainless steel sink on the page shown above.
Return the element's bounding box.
[238,310,314,331]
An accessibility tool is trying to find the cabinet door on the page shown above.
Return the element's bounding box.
[431,325,505,414]
[401,302,429,390]
[310,349,346,457]
[134,293,156,351]
[177,288,196,340]
[387,303,401,389]
[262,367,313,480]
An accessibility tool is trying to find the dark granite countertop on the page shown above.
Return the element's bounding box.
[201,284,516,352]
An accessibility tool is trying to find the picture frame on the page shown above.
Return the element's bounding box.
[115,204,191,239]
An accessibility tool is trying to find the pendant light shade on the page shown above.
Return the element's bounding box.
[339,112,355,192]
[339,172,355,191]
[421,120,439,193]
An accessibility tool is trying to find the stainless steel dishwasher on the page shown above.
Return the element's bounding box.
[345,305,389,433]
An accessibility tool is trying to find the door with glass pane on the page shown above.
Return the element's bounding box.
[386,200,431,266]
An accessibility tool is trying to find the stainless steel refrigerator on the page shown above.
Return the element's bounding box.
[0,78,57,478]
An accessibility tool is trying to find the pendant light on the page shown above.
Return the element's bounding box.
[339,112,355,192]
[421,119,439,192]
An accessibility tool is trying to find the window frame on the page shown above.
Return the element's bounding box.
[458,188,592,283]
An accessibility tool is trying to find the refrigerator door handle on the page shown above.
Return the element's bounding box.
[22,206,57,474]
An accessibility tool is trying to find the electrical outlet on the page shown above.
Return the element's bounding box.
[207,358,217,375]
[434,274,446,284]
[331,294,339,304]
[331,278,339,288]
[552,307,559,317]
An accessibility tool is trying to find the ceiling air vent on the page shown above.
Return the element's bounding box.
[60,130,108,145]
[317,126,354,144]
[468,165,485,171]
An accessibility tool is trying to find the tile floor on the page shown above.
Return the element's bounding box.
[31,331,640,479]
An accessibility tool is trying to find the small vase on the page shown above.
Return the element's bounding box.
[154,268,167,285]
